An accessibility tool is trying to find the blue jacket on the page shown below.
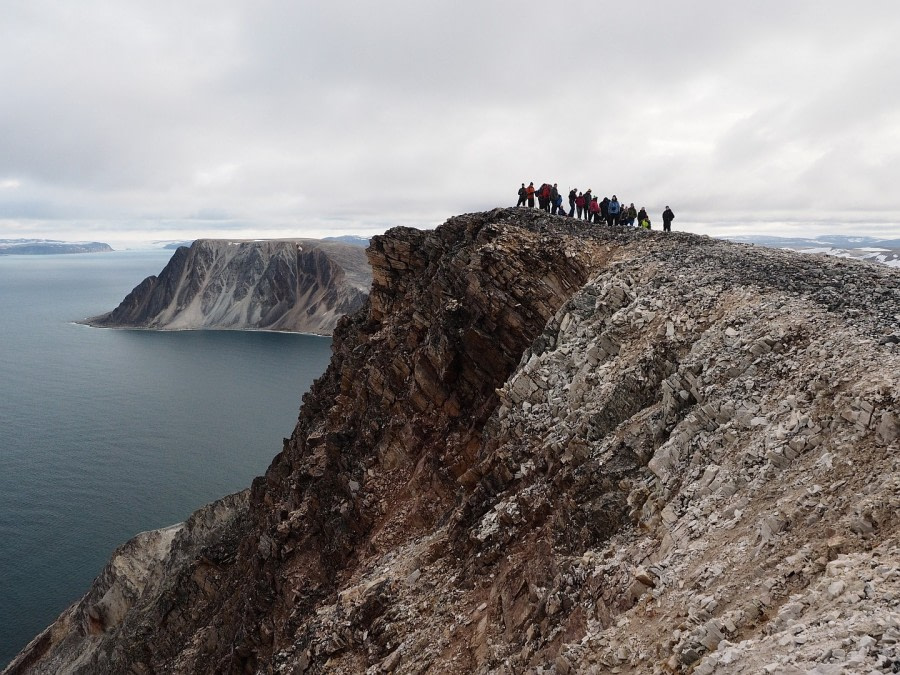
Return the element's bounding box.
[608,199,620,215]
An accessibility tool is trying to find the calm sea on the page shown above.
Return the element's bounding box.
[0,251,333,668]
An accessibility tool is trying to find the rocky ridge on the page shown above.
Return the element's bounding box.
[86,238,371,335]
[8,208,900,674]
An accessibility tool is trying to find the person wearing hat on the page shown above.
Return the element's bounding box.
[516,183,527,207]
[662,206,675,232]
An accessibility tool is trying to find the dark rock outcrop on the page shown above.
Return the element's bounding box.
[10,209,900,674]
[85,239,371,335]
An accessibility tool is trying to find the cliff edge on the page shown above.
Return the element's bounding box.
[10,209,900,674]
[85,238,371,335]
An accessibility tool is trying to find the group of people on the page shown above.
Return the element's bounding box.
[516,182,675,232]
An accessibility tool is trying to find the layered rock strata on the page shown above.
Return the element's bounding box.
[9,208,900,674]
[86,239,371,335]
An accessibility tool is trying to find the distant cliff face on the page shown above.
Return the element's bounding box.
[9,209,900,675]
[86,239,371,335]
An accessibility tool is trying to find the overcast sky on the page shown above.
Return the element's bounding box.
[2,0,899,245]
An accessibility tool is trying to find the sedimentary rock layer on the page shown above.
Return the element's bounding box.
[10,209,900,674]
[86,239,371,335]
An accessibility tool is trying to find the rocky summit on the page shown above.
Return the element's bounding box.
[85,238,371,335]
[9,208,900,674]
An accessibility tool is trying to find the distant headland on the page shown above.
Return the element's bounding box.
[83,238,372,335]
[0,239,113,255]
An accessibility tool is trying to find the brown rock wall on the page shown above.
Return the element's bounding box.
[11,208,900,675]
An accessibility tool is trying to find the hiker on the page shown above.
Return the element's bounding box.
[575,192,585,219]
[608,195,621,227]
[550,184,560,214]
[516,183,527,207]
[583,189,593,221]
[553,191,565,216]
[526,182,536,207]
[625,203,637,227]
[599,196,610,224]
[541,183,553,211]
[568,188,577,217]
[638,207,650,229]
[662,206,675,232]
[588,196,600,223]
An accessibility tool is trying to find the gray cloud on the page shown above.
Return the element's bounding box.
[1,0,899,243]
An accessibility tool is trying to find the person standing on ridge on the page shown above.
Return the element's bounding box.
[575,191,585,219]
[583,189,593,221]
[662,206,675,232]
[599,196,610,224]
[625,203,637,227]
[550,183,560,214]
[638,207,650,229]
[608,195,621,227]
[568,188,577,217]
[588,196,600,223]
[516,183,527,207]
[526,182,536,207]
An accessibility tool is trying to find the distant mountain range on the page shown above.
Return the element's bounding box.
[725,234,900,268]
[0,239,113,255]
[322,234,370,247]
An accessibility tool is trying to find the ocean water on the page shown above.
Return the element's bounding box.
[0,251,333,668]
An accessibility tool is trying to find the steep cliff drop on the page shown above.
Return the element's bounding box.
[85,239,372,335]
[9,209,900,674]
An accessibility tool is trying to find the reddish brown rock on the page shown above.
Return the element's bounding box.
[10,208,900,675]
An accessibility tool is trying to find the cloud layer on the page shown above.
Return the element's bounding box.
[1,0,899,243]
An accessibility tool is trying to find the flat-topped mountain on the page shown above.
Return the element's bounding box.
[10,209,900,674]
[0,239,112,255]
[85,238,372,335]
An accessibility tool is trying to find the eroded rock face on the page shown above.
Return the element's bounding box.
[4,491,250,675]
[10,209,900,674]
[85,239,371,335]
